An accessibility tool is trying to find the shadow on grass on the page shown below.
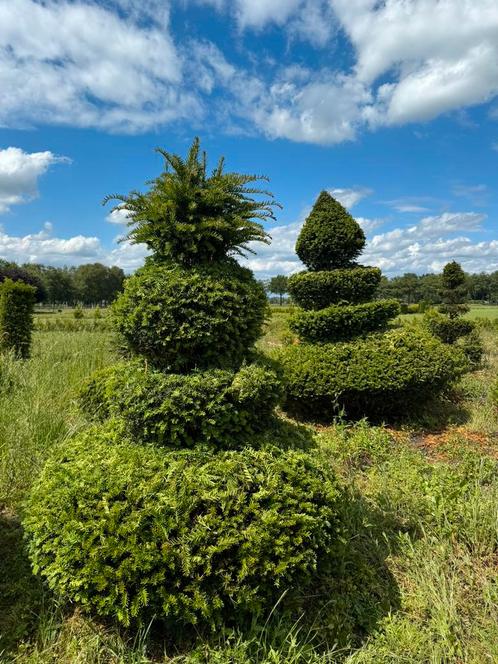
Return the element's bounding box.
[0,510,44,655]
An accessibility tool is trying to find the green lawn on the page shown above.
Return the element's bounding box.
[2,315,498,663]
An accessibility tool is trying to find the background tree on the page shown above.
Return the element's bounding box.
[439,261,469,318]
[267,275,289,305]
[73,263,125,305]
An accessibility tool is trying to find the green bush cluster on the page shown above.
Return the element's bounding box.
[79,361,281,449]
[0,278,36,359]
[113,260,267,371]
[289,300,400,343]
[424,310,475,344]
[24,429,341,628]
[276,328,466,421]
[288,267,381,310]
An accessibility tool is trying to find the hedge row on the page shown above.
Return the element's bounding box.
[275,328,467,421]
[24,430,341,628]
[79,362,281,449]
[0,278,36,358]
[289,300,400,343]
[288,267,382,310]
[113,260,267,372]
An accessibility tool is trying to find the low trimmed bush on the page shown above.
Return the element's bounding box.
[424,310,475,344]
[79,362,281,449]
[289,300,400,343]
[288,267,381,310]
[0,278,36,359]
[456,328,484,369]
[275,328,466,421]
[24,429,341,628]
[113,260,267,371]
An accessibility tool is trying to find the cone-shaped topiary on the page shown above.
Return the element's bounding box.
[278,192,465,421]
[295,191,365,271]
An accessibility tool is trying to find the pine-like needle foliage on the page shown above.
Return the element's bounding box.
[104,138,281,265]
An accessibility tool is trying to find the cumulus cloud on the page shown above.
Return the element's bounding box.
[106,209,133,224]
[0,0,198,132]
[242,207,497,278]
[0,147,70,213]
[329,187,372,208]
[0,222,149,271]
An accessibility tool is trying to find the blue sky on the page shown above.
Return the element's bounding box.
[1,0,498,277]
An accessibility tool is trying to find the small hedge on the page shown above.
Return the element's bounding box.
[24,429,341,628]
[424,311,475,344]
[289,300,400,343]
[113,260,267,372]
[79,362,281,449]
[288,267,382,310]
[0,278,36,359]
[275,328,467,421]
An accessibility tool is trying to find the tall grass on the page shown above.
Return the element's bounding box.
[2,324,498,662]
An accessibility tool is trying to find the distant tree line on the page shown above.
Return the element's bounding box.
[262,271,498,306]
[0,260,125,305]
[377,271,498,304]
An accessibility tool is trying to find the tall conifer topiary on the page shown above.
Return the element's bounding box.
[0,278,36,359]
[280,192,465,420]
[26,140,344,632]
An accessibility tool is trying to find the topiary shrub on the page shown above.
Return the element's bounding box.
[424,310,475,344]
[24,428,341,628]
[0,278,36,359]
[289,300,399,343]
[79,361,281,449]
[288,267,381,310]
[456,328,484,369]
[295,191,365,270]
[113,260,267,371]
[275,328,467,421]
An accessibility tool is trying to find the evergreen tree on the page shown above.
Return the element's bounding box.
[438,261,469,318]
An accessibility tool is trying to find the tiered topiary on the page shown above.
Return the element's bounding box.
[25,140,344,631]
[279,192,466,420]
[424,261,483,368]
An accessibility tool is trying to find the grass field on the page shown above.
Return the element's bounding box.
[2,311,498,662]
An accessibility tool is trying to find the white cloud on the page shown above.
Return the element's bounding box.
[0,222,149,271]
[0,0,198,132]
[329,187,372,208]
[106,209,133,224]
[0,147,70,213]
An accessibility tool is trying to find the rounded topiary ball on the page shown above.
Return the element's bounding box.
[296,191,365,271]
[24,427,341,628]
[112,259,267,371]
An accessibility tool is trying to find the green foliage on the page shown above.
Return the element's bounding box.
[24,429,341,628]
[0,279,36,359]
[79,362,281,449]
[456,328,484,369]
[275,328,466,421]
[104,138,279,265]
[288,267,381,310]
[289,300,400,343]
[439,261,469,319]
[424,310,475,344]
[112,260,267,371]
[295,192,365,271]
[73,305,84,320]
[266,275,289,304]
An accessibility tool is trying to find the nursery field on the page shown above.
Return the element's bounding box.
[2,311,498,663]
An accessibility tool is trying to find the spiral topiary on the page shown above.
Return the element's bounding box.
[278,192,464,421]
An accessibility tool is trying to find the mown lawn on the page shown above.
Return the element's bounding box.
[1,315,498,663]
